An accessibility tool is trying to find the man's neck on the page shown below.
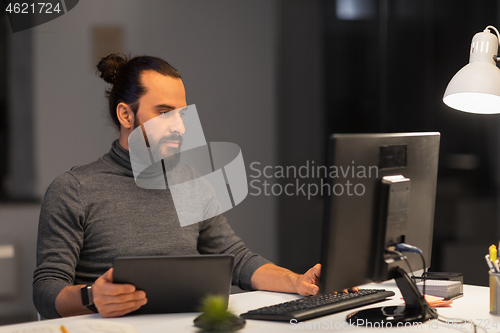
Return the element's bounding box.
[118,131,130,151]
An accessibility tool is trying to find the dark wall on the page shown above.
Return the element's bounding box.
[277,0,326,272]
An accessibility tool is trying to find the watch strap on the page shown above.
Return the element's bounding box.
[81,285,98,313]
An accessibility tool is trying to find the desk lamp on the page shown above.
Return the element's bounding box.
[443,26,500,114]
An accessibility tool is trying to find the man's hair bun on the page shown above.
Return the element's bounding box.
[96,54,128,84]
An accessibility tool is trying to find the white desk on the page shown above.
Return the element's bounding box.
[1,281,498,332]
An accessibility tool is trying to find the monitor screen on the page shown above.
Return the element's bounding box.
[319,132,440,324]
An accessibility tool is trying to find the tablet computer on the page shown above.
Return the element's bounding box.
[113,254,234,314]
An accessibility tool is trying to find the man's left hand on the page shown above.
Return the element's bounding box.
[294,263,321,296]
[251,262,321,295]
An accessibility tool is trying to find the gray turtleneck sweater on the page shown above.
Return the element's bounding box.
[33,140,270,319]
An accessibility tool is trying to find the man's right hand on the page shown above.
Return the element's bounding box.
[92,268,148,317]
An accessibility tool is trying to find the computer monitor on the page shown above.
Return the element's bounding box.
[319,132,440,325]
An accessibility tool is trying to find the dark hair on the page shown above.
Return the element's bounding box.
[96,54,182,129]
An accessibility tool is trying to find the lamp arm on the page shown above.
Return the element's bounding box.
[485,25,500,42]
[485,25,500,61]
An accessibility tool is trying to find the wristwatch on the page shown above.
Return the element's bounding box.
[81,284,98,313]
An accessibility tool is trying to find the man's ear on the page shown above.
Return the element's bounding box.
[117,103,134,130]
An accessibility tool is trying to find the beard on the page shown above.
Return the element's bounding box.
[159,134,183,172]
[134,116,183,172]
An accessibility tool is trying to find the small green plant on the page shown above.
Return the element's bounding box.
[194,295,245,332]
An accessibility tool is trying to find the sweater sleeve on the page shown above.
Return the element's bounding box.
[32,172,85,319]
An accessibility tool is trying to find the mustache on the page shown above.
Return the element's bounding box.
[158,134,183,147]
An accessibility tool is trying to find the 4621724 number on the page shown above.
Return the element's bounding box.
[5,2,61,14]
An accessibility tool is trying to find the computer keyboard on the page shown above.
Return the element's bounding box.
[240,289,395,322]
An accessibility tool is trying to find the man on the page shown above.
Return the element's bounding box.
[33,54,321,319]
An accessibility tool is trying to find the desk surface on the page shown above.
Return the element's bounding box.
[1,281,499,332]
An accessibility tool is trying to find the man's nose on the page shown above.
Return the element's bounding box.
[170,112,185,136]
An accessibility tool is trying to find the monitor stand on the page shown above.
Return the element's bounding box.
[346,266,438,326]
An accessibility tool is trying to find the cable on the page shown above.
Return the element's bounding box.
[486,25,500,47]
[395,243,422,254]
[385,250,413,275]
[484,26,500,62]
[389,243,483,333]
[394,244,483,333]
[437,314,487,333]
[393,243,426,295]
[403,257,415,279]
[419,252,426,296]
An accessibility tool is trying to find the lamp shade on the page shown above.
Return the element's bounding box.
[443,30,500,114]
